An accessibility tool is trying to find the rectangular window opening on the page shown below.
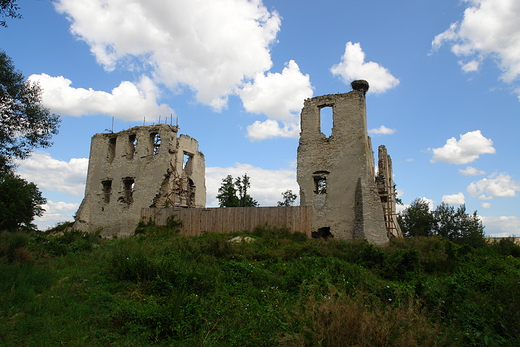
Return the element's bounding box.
[128,134,137,159]
[183,152,194,174]
[107,137,116,163]
[314,177,327,194]
[102,180,112,203]
[151,133,161,156]
[123,178,135,204]
[319,106,333,137]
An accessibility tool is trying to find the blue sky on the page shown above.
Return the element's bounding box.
[1,0,519,236]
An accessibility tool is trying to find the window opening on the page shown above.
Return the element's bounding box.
[183,152,193,174]
[314,177,327,194]
[128,134,137,159]
[107,137,116,163]
[319,106,333,137]
[101,180,112,203]
[313,170,329,194]
[151,133,161,156]
[122,178,135,204]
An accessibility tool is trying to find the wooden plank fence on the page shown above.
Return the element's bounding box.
[141,206,314,237]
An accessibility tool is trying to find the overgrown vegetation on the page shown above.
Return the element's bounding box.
[1,226,520,346]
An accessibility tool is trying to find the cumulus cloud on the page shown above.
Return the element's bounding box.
[29,74,172,121]
[54,0,281,110]
[481,202,491,209]
[239,60,313,140]
[442,192,465,205]
[481,216,520,237]
[467,172,520,198]
[15,152,88,197]
[206,163,298,207]
[330,42,400,93]
[33,200,80,231]
[369,125,396,135]
[459,166,486,176]
[430,130,495,164]
[431,0,520,85]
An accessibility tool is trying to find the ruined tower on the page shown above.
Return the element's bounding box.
[74,123,205,237]
[297,80,391,245]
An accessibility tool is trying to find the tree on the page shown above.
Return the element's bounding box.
[277,190,297,206]
[0,50,60,174]
[399,198,436,238]
[0,0,21,27]
[433,203,485,247]
[0,173,46,231]
[216,174,258,207]
[399,198,485,247]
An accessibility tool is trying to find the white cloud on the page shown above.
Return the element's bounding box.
[330,42,400,93]
[246,119,299,141]
[34,200,80,231]
[239,60,313,140]
[459,166,486,176]
[430,130,495,164]
[481,202,491,209]
[15,152,88,197]
[368,125,396,135]
[29,74,172,121]
[481,216,520,237]
[206,163,298,207]
[442,192,465,205]
[431,0,520,84]
[459,59,480,73]
[467,172,520,198]
[478,194,494,200]
[54,0,281,110]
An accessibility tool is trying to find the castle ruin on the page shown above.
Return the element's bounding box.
[74,123,205,237]
[297,80,401,244]
[74,80,401,244]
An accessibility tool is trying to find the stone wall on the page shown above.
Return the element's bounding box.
[297,81,389,245]
[74,124,205,237]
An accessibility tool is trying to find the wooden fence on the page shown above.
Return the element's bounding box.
[141,206,314,237]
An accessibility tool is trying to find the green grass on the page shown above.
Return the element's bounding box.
[1,227,520,346]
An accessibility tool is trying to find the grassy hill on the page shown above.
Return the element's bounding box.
[1,225,520,346]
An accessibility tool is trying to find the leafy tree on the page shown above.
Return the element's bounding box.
[0,0,21,27]
[277,189,297,206]
[0,173,45,231]
[399,198,485,247]
[216,174,258,207]
[1,50,60,174]
[399,198,435,238]
[434,203,485,247]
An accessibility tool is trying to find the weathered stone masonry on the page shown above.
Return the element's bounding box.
[74,80,400,245]
[297,80,400,245]
[74,124,205,237]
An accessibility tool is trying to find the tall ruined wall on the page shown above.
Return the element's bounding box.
[74,124,205,237]
[376,145,403,239]
[297,80,389,245]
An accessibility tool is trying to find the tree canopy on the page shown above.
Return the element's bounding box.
[0,50,60,174]
[277,189,297,206]
[0,173,45,231]
[0,0,21,27]
[216,174,258,207]
[399,198,485,247]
